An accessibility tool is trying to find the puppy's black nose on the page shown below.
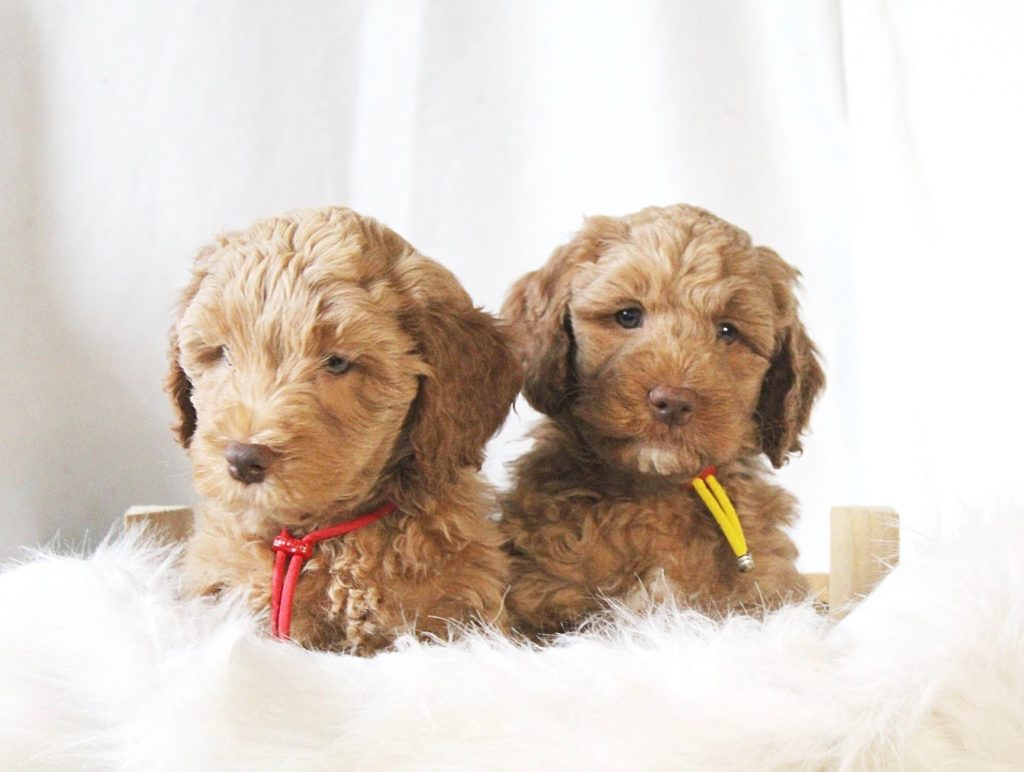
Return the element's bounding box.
[225,442,276,484]
[648,386,697,426]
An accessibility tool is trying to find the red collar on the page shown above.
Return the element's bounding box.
[269,501,397,639]
[693,465,716,484]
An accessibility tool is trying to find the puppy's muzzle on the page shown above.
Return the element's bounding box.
[648,386,697,426]
[225,442,277,485]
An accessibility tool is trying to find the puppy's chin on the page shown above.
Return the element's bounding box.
[621,443,705,478]
[577,420,707,478]
[192,471,312,523]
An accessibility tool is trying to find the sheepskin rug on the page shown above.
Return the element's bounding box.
[1,514,1022,771]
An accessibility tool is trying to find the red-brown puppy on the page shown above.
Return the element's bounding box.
[501,204,824,634]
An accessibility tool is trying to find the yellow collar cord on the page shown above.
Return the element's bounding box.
[691,467,754,572]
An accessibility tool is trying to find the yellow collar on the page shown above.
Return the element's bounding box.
[691,467,754,572]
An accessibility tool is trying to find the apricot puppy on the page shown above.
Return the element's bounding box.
[167,207,520,653]
[501,204,824,634]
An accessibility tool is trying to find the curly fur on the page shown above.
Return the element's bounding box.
[501,204,825,633]
[167,206,521,653]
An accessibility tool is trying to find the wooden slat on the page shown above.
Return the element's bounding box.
[802,572,829,605]
[124,505,195,544]
[829,506,900,620]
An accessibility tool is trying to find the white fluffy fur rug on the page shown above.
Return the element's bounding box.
[1,514,1022,771]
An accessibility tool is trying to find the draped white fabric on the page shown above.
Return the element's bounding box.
[1,1,1021,567]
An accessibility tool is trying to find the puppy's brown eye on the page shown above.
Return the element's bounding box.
[324,355,352,375]
[615,308,643,329]
[219,346,232,366]
[717,322,740,344]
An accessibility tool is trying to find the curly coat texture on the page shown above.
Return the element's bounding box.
[501,204,825,634]
[167,207,521,653]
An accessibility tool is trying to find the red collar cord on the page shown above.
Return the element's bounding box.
[270,502,397,639]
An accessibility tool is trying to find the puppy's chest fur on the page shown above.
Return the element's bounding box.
[182,514,398,651]
[507,476,755,586]
[502,458,806,632]
[182,495,509,654]
[301,535,394,652]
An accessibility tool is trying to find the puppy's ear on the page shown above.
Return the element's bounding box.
[166,331,195,447]
[755,249,825,467]
[397,255,522,486]
[501,216,626,415]
[165,240,223,448]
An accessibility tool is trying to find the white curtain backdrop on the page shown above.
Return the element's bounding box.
[1,0,1021,569]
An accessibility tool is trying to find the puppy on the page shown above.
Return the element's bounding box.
[167,207,520,653]
[501,204,824,634]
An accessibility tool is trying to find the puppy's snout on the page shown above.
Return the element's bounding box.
[225,442,277,484]
[648,386,697,426]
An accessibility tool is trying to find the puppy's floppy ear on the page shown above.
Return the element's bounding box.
[396,253,522,486]
[165,240,224,448]
[501,215,626,415]
[755,248,826,467]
